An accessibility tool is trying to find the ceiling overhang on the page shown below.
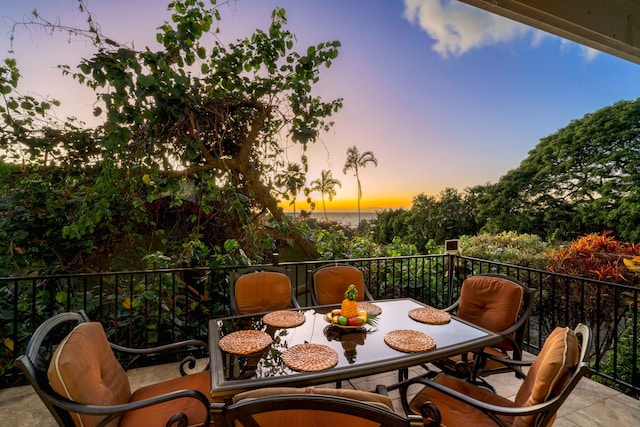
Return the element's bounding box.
[456,0,640,65]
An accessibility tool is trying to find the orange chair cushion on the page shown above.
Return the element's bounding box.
[457,276,524,351]
[47,322,131,427]
[120,370,212,426]
[313,266,366,305]
[513,326,579,427]
[409,373,515,427]
[235,271,293,314]
[233,386,394,426]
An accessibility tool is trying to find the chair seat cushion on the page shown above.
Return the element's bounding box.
[233,386,395,426]
[234,386,394,411]
[409,374,515,427]
[120,371,212,427]
[47,322,131,427]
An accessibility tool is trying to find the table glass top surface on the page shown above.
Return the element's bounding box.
[210,299,493,385]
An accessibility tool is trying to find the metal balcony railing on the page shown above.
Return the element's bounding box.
[1,254,638,397]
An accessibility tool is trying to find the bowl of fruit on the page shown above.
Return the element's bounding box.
[324,284,379,330]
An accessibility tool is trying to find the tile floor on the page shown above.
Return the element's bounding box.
[1,360,638,426]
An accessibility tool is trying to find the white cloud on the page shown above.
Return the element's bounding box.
[403,0,528,57]
[581,46,599,62]
[403,0,600,61]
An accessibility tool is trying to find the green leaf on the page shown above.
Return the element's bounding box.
[138,74,155,87]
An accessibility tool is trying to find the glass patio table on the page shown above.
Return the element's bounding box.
[208,298,500,399]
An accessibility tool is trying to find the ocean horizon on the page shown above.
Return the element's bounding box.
[285,211,379,226]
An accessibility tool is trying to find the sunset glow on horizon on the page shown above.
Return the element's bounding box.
[280,195,415,214]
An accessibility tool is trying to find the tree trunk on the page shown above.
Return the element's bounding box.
[239,162,319,259]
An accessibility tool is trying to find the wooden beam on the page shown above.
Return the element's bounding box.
[456,0,640,64]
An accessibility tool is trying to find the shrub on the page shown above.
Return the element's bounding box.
[545,231,640,365]
[459,231,550,269]
[600,317,640,397]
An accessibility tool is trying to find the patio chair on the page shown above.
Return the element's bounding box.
[229,265,300,315]
[310,263,374,306]
[398,324,592,427]
[210,386,431,426]
[15,310,214,427]
[432,274,535,388]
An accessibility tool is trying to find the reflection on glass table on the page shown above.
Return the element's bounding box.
[209,298,501,399]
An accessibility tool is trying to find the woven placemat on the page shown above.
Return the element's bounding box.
[357,301,383,315]
[219,330,272,355]
[262,310,306,328]
[281,343,338,372]
[384,329,437,353]
[408,307,451,325]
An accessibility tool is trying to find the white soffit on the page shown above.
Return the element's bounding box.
[457,0,640,65]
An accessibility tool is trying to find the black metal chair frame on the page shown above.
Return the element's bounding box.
[309,263,374,306]
[440,273,536,386]
[398,323,592,427]
[228,265,300,316]
[15,310,211,427]
[211,393,431,427]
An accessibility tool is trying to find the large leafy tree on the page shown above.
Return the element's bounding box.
[476,99,640,242]
[343,145,378,225]
[367,187,481,251]
[0,0,343,272]
[310,169,341,221]
[405,187,480,249]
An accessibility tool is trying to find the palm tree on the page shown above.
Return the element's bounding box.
[276,163,306,218]
[310,170,342,221]
[342,145,378,224]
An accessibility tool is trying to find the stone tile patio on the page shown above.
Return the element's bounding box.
[1,360,638,426]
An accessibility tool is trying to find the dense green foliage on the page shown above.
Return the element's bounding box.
[544,232,640,363]
[0,1,343,274]
[600,317,640,397]
[459,231,550,269]
[365,187,481,252]
[475,99,640,242]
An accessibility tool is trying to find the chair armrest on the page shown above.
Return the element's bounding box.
[45,387,211,427]
[110,339,208,355]
[291,289,302,309]
[110,339,209,373]
[442,299,459,313]
[481,350,534,368]
[210,402,227,426]
[364,285,375,301]
[381,383,440,426]
[401,375,562,420]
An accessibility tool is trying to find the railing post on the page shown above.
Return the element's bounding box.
[446,254,457,306]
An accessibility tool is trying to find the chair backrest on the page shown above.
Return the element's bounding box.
[456,274,534,353]
[229,265,298,315]
[513,324,592,427]
[48,322,132,427]
[223,386,425,427]
[311,264,372,306]
[15,310,131,427]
